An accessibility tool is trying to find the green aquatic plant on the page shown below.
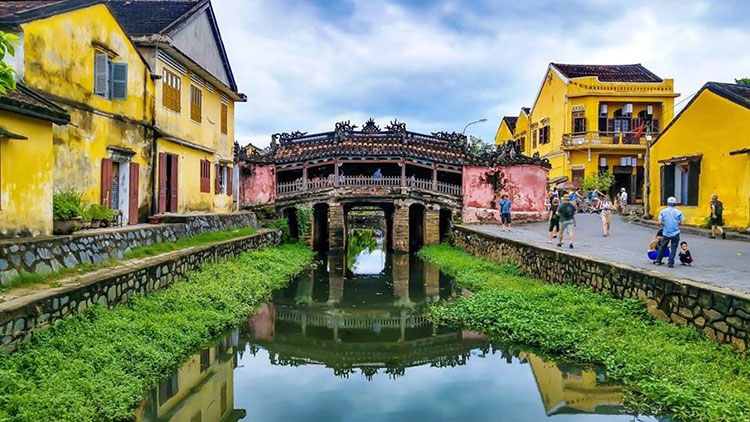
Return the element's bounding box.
[0,243,313,422]
[419,244,750,422]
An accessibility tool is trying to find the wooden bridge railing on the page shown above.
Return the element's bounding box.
[276,175,462,198]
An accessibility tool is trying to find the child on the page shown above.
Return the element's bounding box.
[647,229,668,261]
[679,241,693,266]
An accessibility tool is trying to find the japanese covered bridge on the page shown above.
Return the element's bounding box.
[237,119,550,252]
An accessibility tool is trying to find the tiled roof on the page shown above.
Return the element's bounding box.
[0,84,69,124]
[0,1,64,18]
[107,0,201,37]
[706,82,750,109]
[502,116,518,133]
[551,63,663,83]
[520,107,530,115]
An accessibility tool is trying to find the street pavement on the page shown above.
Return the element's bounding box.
[470,214,750,294]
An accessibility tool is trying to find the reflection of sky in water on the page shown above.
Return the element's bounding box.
[350,236,385,275]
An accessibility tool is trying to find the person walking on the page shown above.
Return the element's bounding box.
[654,196,684,268]
[547,197,560,243]
[556,196,577,248]
[709,194,726,239]
[499,194,513,232]
[618,187,628,214]
[600,194,613,237]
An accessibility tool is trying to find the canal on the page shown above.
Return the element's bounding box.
[137,230,662,422]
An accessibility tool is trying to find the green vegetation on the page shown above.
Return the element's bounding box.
[88,203,115,222]
[123,227,256,260]
[0,30,18,94]
[736,78,750,86]
[419,244,750,422]
[52,189,83,221]
[0,243,313,422]
[295,204,312,238]
[0,262,110,293]
[581,170,615,192]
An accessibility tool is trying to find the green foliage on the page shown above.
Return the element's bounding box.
[1,263,106,292]
[0,30,19,94]
[52,189,83,221]
[266,218,290,242]
[124,227,256,260]
[581,170,615,192]
[295,204,312,238]
[88,204,115,221]
[467,135,494,156]
[419,245,750,422]
[736,78,750,86]
[0,244,313,421]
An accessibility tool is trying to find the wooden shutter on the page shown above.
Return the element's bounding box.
[607,119,615,133]
[158,153,167,213]
[687,161,700,206]
[128,162,139,224]
[94,53,109,98]
[662,164,675,204]
[111,62,128,100]
[101,158,113,205]
[220,103,228,134]
[215,164,221,194]
[226,166,233,196]
[169,154,178,213]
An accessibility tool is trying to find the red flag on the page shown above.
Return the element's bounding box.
[634,123,645,138]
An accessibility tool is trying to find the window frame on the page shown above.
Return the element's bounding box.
[220,102,228,135]
[162,68,182,113]
[190,84,202,123]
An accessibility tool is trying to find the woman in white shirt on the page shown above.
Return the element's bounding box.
[601,195,613,237]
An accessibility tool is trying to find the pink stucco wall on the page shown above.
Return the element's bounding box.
[462,165,548,223]
[239,164,276,207]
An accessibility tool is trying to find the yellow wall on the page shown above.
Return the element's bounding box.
[649,89,750,229]
[21,4,154,220]
[0,111,54,237]
[513,111,529,151]
[494,119,514,145]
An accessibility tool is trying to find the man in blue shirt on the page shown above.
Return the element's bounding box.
[654,196,685,268]
[499,194,513,232]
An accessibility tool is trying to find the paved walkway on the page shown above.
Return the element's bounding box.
[470,214,750,293]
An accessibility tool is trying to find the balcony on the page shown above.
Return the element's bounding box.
[562,131,656,148]
[276,175,462,198]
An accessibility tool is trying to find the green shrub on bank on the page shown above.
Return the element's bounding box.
[0,243,313,422]
[419,244,750,422]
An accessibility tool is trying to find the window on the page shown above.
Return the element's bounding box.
[215,165,232,196]
[190,85,202,122]
[660,161,700,206]
[94,53,127,100]
[162,68,181,112]
[158,370,179,406]
[538,126,550,144]
[572,169,585,184]
[200,160,211,193]
[572,111,586,134]
[221,103,228,135]
[532,129,538,148]
[200,348,211,372]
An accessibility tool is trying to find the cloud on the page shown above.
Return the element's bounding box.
[213,0,750,147]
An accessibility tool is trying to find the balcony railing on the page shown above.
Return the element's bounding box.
[562,131,657,147]
[276,175,462,198]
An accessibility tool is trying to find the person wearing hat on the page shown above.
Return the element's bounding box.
[654,196,685,268]
[617,187,628,214]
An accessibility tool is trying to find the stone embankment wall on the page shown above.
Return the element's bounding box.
[0,230,280,354]
[0,212,257,286]
[452,225,750,350]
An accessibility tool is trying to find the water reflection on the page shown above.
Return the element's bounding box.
[345,228,384,275]
[139,230,665,421]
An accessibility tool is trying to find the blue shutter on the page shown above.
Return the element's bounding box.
[111,62,128,100]
[94,53,109,98]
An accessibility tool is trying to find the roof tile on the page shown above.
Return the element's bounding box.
[551,63,663,83]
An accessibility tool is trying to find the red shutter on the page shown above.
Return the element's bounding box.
[226,166,233,196]
[128,162,139,224]
[101,158,113,206]
[158,153,167,213]
[169,154,178,213]
[215,164,221,194]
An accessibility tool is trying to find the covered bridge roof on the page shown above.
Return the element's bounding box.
[238,119,550,168]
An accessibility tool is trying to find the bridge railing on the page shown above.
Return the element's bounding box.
[276,175,462,198]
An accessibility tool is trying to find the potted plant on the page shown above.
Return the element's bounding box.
[81,205,93,230]
[89,204,103,228]
[99,204,116,228]
[52,189,83,235]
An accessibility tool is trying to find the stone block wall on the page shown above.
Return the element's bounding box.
[451,225,750,350]
[0,212,257,286]
[0,230,280,354]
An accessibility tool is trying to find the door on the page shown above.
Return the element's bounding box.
[158,153,167,213]
[169,154,179,213]
[129,162,139,224]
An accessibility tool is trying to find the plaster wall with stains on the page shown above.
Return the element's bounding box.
[0,111,55,238]
[461,165,548,223]
[239,164,276,207]
[19,4,155,218]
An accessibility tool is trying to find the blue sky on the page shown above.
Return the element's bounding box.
[213,0,750,147]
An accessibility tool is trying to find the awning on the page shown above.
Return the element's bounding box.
[729,148,750,156]
[0,127,28,140]
[657,153,702,164]
[547,175,568,185]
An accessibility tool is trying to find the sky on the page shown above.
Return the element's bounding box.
[212,0,750,148]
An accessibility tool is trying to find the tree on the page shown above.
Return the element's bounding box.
[736,78,750,86]
[0,30,19,94]
[466,135,494,156]
[581,171,615,192]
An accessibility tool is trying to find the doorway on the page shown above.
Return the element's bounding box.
[158,153,179,213]
[408,203,425,252]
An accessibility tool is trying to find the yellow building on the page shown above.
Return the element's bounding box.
[498,63,679,203]
[494,116,516,145]
[2,1,156,225]
[109,0,247,214]
[0,84,69,238]
[648,82,750,230]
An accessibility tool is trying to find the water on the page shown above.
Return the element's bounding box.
[137,230,664,422]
